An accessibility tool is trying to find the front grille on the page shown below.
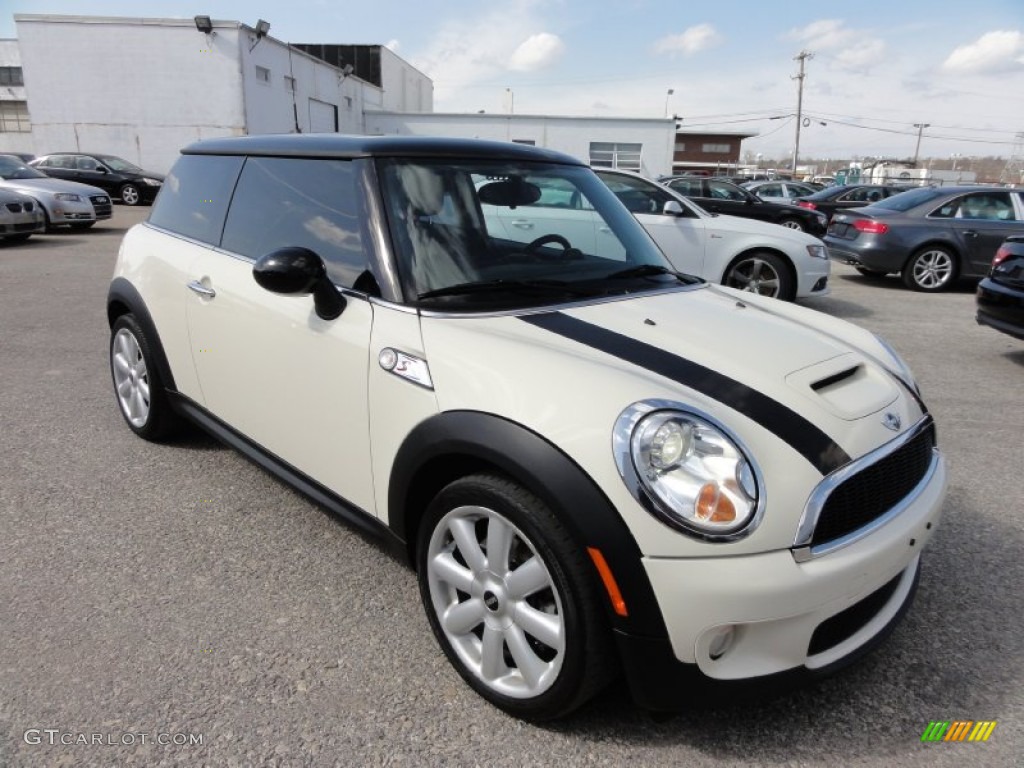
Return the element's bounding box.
[90,195,113,218]
[811,424,935,547]
[808,571,903,655]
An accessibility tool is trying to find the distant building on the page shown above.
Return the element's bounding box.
[0,14,754,179]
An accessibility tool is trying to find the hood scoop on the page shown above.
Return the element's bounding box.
[787,353,898,421]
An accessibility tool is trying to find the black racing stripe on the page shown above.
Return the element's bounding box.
[521,311,851,475]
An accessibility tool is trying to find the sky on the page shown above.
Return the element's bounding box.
[3,0,1024,163]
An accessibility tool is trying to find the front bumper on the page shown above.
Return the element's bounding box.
[616,451,946,709]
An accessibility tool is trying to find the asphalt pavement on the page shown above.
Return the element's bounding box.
[0,207,1021,767]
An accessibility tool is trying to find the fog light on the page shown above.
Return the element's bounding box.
[708,625,736,660]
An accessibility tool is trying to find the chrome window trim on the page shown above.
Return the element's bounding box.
[612,399,767,542]
[792,414,937,562]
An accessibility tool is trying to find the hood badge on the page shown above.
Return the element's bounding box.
[882,412,902,432]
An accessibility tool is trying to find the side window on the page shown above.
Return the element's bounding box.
[958,192,1017,221]
[759,183,782,197]
[666,178,702,197]
[603,175,671,214]
[708,181,746,201]
[76,157,99,171]
[221,157,368,288]
[841,188,870,202]
[148,154,243,245]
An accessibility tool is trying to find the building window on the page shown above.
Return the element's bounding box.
[344,96,353,110]
[589,142,643,171]
[255,65,271,83]
[284,75,296,91]
[702,143,731,154]
[675,142,686,151]
[0,67,24,86]
[0,101,31,132]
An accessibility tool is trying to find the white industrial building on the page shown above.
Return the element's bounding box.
[365,112,677,179]
[0,13,732,179]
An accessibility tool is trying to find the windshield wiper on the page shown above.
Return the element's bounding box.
[418,278,591,300]
[605,264,701,284]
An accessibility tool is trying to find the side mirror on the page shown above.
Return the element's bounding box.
[253,247,346,320]
[96,166,109,174]
[662,200,684,216]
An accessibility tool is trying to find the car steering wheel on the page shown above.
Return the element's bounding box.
[524,234,579,260]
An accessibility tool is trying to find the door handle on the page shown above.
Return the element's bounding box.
[511,220,534,230]
[963,230,978,237]
[598,226,612,233]
[187,280,216,298]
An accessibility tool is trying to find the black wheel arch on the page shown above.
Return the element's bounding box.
[107,277,177,392]
[389,410,669,638]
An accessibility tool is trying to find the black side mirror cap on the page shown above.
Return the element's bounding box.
[253,247,346,320]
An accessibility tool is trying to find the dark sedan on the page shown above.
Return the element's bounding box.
[661,176,828,236]
[30,153,163,205]
[824,185,1024,291]
[976,236,1024,340]
[795,184,904,223]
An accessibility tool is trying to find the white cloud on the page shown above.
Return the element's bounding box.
[384,39,400,53]
[942,30,1024,74]
[509,33,565,71]
[788,19,885,73]
[653,24,721,57]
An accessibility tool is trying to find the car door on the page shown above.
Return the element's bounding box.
[185,155,377,513]
[703,179,773,223]
[72,155,119,194]
[484,175,599,254]
[37,155,78,182]
[948,191,1024,276]
[598,172,706,276]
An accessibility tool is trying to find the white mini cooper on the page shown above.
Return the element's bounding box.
[108,135,947,720]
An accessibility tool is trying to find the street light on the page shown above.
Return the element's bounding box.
[664,88,674,118]
[912,123,930,166]
[951,153,963,171]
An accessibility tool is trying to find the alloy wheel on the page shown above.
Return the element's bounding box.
[111,328,150,427]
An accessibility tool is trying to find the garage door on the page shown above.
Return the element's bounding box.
[308,99,338,133]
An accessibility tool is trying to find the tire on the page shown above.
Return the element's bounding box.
[109,314,179,441]
[120,183,141,206]
[778,217,806,232]
[2,233,32,243]
[855,267,888,278]
[723,251,795,301]
[417,473,614,721]
[69,222,96,230]
[901,246,956,292]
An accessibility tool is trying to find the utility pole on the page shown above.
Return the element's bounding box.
[792,50,813,176]
[912,123,930,166]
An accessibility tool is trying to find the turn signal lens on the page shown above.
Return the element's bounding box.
[696,483,737,523]
[853,219,889,235]
[992,246,1011,267]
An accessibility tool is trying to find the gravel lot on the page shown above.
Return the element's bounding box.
[1,207,1021,767]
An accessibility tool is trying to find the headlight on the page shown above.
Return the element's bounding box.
[806,244,828,260]
[873,333,919,394]
[54,193,82,202]
[141,178,162,186]
[614,402,762,540]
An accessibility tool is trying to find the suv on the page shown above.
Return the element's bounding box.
[108,135,947,720]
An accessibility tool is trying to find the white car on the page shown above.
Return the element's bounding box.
[596,169,830,300]
[108,135,946,721]
[0,154,112,229]
[741,180,820,203]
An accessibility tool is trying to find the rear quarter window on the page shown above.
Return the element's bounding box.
[148,154,244,245]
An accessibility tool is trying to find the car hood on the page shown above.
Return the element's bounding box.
[0,177,109,198]
[703,211,822,244]
[419,285,925,556]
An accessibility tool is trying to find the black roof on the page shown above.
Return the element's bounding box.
[181,134,585,165]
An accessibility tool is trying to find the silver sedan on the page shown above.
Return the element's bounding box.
[0,154,112,230]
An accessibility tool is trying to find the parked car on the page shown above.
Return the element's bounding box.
[31,152,164,205]
[0,186,46,242]
[593,168,830,300]
[976,236,1024,340]
[661,176,828,236]
[795,184,906,223]
[0,154,112,229]
[108,134,946,720]
[4,152,36,164]
[825,185,1024,291]
[741,180,819,203]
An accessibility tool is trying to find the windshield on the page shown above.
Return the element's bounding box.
[377,159,684,309]
[0,155,48,180]
[97,155,142,172]
[871,187,946,212]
